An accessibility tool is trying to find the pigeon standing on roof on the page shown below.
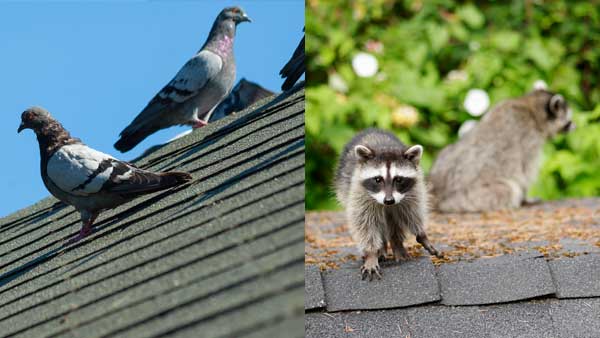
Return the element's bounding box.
[19,107,192,243]
[114,6,252,153]
[280,29,305,91]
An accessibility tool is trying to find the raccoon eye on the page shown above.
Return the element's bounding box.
[394,176,415,192]
[374,176,383,184]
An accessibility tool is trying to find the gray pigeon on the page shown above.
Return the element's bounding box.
[209,78,274,122]
[280,29,305,91]
[19,107,192,243]
[114,6,251,152]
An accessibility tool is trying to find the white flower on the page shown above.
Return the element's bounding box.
[328,72,349,93]
[458,119,478,138]
[352,52,378,78]
[533,79,548,90]
[464,89,490,117]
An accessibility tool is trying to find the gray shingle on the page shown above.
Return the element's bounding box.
[322,257,440,311]
[438,254,555,305]
[305,265,326,310]
[550,298,600,338]
[482,301,555,338]
[305,313,346,338]
[404,305,486,338]
[549,254,600,298]
[342,309,412,337]
[558,239,600,254]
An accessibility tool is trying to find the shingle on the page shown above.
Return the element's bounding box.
[305,265,326,310]
[549,254,600,298]
[404,305,486,338]
[305,313,346,338]
[322,257,440,311]
[550,298,600,338]
[481,301,555,338]
[342,309,412,337]
[558,239,600,254]
[437,254,555,305]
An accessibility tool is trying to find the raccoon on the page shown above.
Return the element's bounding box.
[429,89,575,213]
[335,128,441,280]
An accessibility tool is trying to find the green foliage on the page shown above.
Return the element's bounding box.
[306,0,600,210]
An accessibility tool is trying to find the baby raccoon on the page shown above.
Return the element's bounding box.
[429,89,575,213]
[335,128,441,280]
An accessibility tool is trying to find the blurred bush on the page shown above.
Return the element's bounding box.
[306,0,600,210]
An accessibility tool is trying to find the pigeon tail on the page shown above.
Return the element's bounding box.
[114,125,160,153]
[280,57,304,91]
[158,171,193,189]
[280,36,305,91]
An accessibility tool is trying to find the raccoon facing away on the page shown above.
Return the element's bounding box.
[429,89,575,213]
[335,128,441,280]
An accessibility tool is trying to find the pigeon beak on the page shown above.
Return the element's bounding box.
[241,13,252,23]
[17,122,26,133]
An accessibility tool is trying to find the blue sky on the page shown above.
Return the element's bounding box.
[0,1,304,217]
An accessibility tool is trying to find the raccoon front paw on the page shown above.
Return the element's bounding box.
[429,247,443,259]
[393,248,411,262]
[360,260,382,281]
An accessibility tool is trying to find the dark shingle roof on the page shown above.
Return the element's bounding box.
[0,87,305,338]
[306,199,600,338]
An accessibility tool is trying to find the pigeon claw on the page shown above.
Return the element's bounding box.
[192,120,208,129]
[66,226,94,245]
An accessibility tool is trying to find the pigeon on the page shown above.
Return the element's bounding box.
[114,6,252,153]
[280,29,305,91]
[18,107,192,243]
[209,78,274,122]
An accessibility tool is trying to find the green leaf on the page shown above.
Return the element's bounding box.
[457,4,485,29]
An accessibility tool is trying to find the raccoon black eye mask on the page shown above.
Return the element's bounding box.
[358,163,418,205]
[361,176,416,195]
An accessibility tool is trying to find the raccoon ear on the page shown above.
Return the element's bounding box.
[547,94,564,120]
[404,145,423,164]
[354,145,373,161]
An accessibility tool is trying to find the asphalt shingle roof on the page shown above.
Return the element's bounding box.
[305,199,600,338]
[0,86,305,338]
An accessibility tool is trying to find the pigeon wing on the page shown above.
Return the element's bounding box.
[156,50,223,104]
[47,144,183,198]
[46,144,122,196]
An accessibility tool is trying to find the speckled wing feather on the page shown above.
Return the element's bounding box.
[46,143,181,198]
[157,50,223,104]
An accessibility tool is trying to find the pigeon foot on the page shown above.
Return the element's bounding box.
[66,226,94,245]
[192,120,208,129]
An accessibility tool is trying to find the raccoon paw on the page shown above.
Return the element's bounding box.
[393,248,411,262]
[360,261,382,281]
[429,248,444,259]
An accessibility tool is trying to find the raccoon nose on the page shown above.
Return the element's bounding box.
[384,197,395,205]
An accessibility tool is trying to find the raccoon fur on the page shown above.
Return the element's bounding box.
[429,89,575,213]
[335,128,441,280]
